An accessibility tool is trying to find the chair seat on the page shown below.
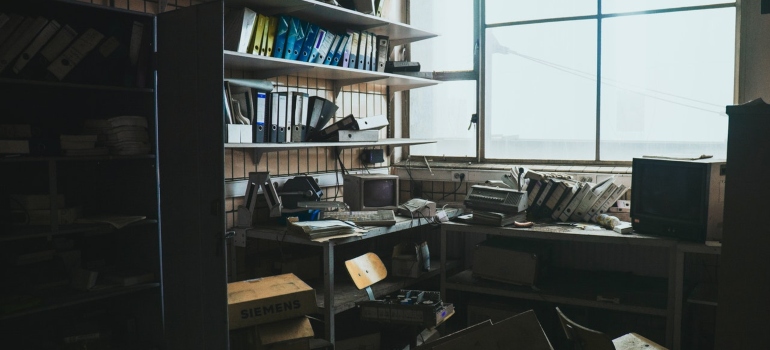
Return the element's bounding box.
[612,333,668,350]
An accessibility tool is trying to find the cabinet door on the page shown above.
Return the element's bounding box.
[157,2,229,349]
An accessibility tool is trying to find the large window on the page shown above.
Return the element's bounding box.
[409,1,736,162]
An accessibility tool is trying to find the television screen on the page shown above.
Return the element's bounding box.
[630,157,725,242]
[363,179,396,208]
[635,164,706,222]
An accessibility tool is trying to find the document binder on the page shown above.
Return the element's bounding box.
[333,32,350,67]
[291,91,309,142]
[375,35,388,72]
[275,92,288,143]
[272,15,290,58]
[323,33,343,65]
[347,31,359,68]
[253,91,267,143]
[283,17,300,60]
[269,92,280,142]
[313,30,335,64]
[352,114,388,130]
[356,32,368,69]
[308,28,327,63]
[249,14,268,55]
[364,32,373,71]
[264,16,278,57]
[299,23,319,62]
[223,7,257,53]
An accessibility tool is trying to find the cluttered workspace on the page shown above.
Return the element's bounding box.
[226,157,723,350]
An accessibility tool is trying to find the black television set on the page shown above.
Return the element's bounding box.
[630,157,726,242]
[343,174,399,211]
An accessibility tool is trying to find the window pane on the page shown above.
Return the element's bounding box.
[409,81,476,157]
[410,0,473,72]
[603,0,735,14]
[485,21,597,160]
[486,0,596,24]
[600,8,734,160]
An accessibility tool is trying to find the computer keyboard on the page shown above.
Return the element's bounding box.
[321,210,397,226]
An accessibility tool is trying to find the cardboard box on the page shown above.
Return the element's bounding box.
[414,310,553,350]
[230,317,313,350]
[227,124,252,143]
[227,273,317,329]
[391,242,425,278]
[472,238,549,286]
[466,299,526,326]
[335,332,381,350]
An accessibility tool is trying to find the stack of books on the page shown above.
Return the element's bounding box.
[287,220,364,241]
[59,134,106,156]
[84,116,151,155]
[524,170,628,223]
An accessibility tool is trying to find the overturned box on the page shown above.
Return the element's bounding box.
[358,290,454,328]
[414,310,553,350]
[227,273,317,329]
[472,238,550,286]
[230,316,314,350]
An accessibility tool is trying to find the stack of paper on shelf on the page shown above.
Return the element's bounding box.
[287,220,366,241]
[85,116,151,155]
[59,134,106,156]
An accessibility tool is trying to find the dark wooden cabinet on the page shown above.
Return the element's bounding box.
[716,98,770,349]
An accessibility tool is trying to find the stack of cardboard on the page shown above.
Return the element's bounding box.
[228,273,318,350]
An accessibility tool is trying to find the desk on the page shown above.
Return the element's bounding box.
[440,222,680,348]
[236,209,460,344]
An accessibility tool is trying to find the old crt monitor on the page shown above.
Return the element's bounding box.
[343,174,399,211]
[630,157,725,242]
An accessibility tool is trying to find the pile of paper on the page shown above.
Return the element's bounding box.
[287,220,366,241]
[84,116,151,155]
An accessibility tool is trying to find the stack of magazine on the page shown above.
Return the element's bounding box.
[287,220,365,241]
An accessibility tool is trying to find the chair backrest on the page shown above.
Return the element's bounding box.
[555,307,616,350]
[344,252,387,290]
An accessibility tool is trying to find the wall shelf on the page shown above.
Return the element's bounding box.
[225,138,436,164]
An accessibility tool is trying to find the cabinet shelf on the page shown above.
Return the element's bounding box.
[225,51,437,91]
[244,208,459,246]
[0,219,158,243]
[313,259,460,314]
[225,138,435,151]
[0,154,155,163]
[0,77,154,93]
[225,0,436,46]
[445,269,668,317]
[0,283,160,321]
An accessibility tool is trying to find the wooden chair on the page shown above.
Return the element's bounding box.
[555,307,668,350]
[344,252,388,300]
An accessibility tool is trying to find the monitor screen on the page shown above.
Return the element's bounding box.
[634,163,706,223]
[363,179,397,208]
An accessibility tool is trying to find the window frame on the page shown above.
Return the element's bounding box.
[405,1,738,166]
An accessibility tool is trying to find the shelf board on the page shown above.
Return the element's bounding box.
[443,221,678,248]
[225,138,436,151]
[0,219,158,242]
[686,283,718,306]
[313,259,460,314]
[224,52,437,91]
[224,0,436,46]
[0,283,160,321]
[244,208,460,246]
[0,77,154,93]
[0,154,155,163]
[445,269,668,317]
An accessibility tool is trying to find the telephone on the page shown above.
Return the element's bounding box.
[397,198,436,218]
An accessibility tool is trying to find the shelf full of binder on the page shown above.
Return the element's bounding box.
[223,6,437,91]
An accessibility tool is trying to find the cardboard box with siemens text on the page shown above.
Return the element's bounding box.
[228,273,317,329]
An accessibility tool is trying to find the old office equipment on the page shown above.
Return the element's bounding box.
[630,157,725,242]
[463,185,528,214]
[343,174,399,211]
